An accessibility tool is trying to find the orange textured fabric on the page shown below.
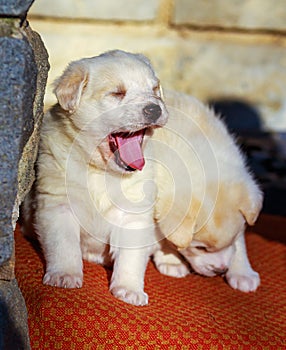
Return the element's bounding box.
[15,222,286,349]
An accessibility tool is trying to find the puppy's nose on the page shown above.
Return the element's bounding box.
[143,103,162,123]
[213,267,228,275]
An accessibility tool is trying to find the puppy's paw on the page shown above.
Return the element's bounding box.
[226,271,260,292]
[156,262,190,278]
[154,249,190,278]
[110,286,148,306]
[43,272,83,289]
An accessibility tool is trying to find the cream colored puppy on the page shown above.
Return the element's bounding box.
[153,90,263,292]
[29,50,168,306]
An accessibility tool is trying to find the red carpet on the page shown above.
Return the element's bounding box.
[15,216,286,349]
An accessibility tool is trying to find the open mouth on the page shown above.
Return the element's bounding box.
[108,129,146,172]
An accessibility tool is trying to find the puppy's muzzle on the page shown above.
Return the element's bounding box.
[143,103,162,123]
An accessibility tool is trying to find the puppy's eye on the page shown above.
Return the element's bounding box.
[195,246,208,252]
[110,89,126,99]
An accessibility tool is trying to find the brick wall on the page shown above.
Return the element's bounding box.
[29,0,286,132]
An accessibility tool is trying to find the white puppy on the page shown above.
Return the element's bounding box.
[153,90,263,292]
[24,50,261,306]
[27,50,168,306]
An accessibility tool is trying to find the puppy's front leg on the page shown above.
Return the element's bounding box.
[109,246,151,306]
[37,204,83,288]
[226,232,260,292]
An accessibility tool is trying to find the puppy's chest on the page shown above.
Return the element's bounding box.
[87,171,153,216]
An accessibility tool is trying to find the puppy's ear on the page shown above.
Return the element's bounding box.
[239,182,264,226]
[53,61,88,113]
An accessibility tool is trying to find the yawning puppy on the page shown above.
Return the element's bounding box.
[28,50,168,306]
[153,90,263,292]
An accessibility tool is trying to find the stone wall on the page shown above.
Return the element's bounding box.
[0,1,49,348]
[29,0,286,132]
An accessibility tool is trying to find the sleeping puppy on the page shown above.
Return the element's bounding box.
[153,90,263,292]
[26,50,168,306]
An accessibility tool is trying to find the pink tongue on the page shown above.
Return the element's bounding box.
[115,131,145,170]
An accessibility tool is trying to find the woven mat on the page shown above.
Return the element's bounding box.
[15,223,286,349]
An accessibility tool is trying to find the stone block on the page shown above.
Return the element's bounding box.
[173,0,286,31]
[0,18,48,269]
[0,22,37,265]
[0,0,34,17]
[163,37,286,131]
[14,23,50,225]
[0,4,48,350]
[30,0,160,21]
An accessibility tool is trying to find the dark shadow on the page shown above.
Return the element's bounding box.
[252,213,286,244]
[18,185,46,268]
[209,99,286,217]
[209,100,261,132]
[17,223,46,270]
[0,287,29,350]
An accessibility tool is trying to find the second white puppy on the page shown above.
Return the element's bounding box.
[153,90,263,292]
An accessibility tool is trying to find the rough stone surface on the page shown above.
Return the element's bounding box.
[0,3,49,350]
[0,279,30,349]
[0,248,15,281]
[0,0,34,17]
[0,19,48,268]
[30,0,160,21]
[0,20,37,265]
[173,0,286,31]
[14,21,50,227]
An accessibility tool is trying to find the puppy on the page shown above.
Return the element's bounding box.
[153,90,263,292]
[26,50,168,306]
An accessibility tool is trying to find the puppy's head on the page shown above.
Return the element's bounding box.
[166,182,263,277]
[53,50,168,173]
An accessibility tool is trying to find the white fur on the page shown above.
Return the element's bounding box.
[24,51,262,306]
[153,90,263,292]
[29,50,168,306]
